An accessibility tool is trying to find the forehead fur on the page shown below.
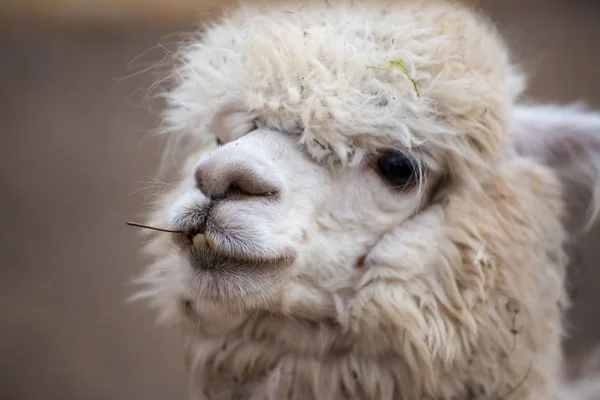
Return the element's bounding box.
[164,0,524,179]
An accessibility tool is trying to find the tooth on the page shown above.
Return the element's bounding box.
[192,234,207,247]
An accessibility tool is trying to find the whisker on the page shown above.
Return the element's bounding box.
[128,185,167,196]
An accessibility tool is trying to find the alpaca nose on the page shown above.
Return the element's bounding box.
[194,150,284,200]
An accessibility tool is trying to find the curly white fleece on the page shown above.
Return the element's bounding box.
[135,1,600,399]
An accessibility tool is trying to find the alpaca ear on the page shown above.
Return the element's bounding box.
[511,104,600,232]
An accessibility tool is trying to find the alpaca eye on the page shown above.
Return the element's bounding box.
[216,137,224,146]
[377,152,418,190]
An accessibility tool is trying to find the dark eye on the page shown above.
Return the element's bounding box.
[377,152,418,190]
[216,137,224,146]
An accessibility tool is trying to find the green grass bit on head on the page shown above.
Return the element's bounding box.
[366,58,420,98]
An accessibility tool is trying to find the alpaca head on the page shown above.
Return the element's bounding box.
[137,1,600,398]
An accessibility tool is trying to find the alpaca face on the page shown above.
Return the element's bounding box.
[161,119,427,315]
[141,1,520,330]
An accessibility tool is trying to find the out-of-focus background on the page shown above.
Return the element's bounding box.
[0,0,599,399]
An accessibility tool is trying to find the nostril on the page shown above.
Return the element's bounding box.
[194,150,284,200]
[225,181,278,198]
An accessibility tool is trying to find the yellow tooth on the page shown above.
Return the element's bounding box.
[192,234,207,247]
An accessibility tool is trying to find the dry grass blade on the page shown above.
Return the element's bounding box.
[126,221,183,234]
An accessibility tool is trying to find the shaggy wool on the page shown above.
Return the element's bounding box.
[134,1,600,399]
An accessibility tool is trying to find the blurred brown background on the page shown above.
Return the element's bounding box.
[1,1,599,399]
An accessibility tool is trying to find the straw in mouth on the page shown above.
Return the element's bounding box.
[126,221,183,234]
[126,221,209,247]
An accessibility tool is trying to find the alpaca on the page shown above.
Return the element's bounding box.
[133,1,600,398]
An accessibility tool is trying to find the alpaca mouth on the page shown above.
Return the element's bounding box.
[176,218,296,271]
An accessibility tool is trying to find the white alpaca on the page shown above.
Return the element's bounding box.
[134,1,600,398]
